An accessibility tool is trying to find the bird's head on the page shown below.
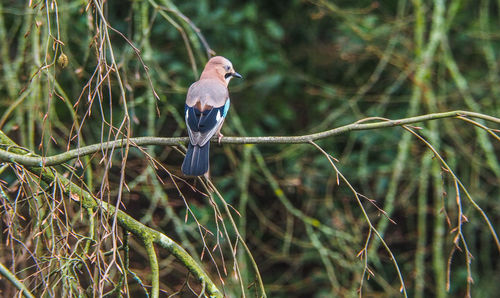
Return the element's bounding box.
[201,56,242,85]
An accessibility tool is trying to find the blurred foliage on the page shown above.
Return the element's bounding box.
[0,0,499,297]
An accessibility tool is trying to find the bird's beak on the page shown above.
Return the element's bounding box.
[232,72,242,79]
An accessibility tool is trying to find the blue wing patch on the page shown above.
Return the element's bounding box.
[222,99,230,118]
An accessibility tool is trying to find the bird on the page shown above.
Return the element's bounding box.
[181,56,242,176]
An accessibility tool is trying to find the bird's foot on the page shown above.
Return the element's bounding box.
[217,132,224,144]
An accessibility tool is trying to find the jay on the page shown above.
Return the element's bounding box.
[181,56,242,176]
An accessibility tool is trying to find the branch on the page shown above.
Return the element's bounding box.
[0,110,498,167]
[0,131,222,298]
[143,240,159,298]
[0,263,35,298]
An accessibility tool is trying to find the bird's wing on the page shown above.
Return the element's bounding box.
[185,79,230,147]
[185,100,230,146]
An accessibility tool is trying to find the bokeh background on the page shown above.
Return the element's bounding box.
[0,0,499,297]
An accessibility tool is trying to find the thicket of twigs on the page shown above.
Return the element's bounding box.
[0,0,499,297]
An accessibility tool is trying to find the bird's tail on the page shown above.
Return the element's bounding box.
[181,142,210,176]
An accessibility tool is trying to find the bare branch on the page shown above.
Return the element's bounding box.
[0,110,498,167]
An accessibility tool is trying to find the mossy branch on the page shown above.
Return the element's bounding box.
[0,131,222,298]
[143,240,159,298]
[0,262,35,298]
[0,110,498,167]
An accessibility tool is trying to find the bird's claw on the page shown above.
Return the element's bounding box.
[218,132,224,144]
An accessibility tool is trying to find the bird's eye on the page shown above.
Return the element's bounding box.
[224,65,231,72]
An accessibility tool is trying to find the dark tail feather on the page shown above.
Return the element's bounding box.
[181,142,210,176]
